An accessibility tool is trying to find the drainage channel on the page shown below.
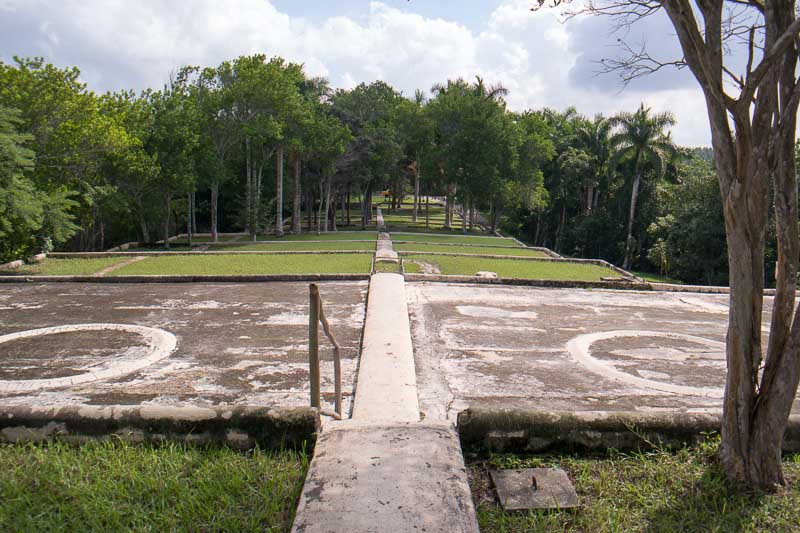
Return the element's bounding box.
[292,231,478,532]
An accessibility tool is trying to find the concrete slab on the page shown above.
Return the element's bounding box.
[292,421,478,533]
[0,281,367,411]
[352,274,419,422]
[490,468,579,510]
[406,282,800,419]
[375,237,398,261]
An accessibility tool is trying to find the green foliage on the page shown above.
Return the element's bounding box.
[0,441,307,532]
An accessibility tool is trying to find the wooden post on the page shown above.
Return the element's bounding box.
[309,283,321,409]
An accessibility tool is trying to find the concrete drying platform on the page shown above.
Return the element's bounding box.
[0,281,366,411]
[292,421,478,533]
[407,282,799,420]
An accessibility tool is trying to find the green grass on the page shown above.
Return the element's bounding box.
[374,260,401,273]
[0,441,307,532]
[392,232,522,246]
[254,232,376,241]
[473,439,800,532]
[210,241,376,252]
[168,235,242,244]
[110,253,372,275]
[395,243,546,257]
[632,270,685,284]
[402,254,614,280]
[2,257,127,276]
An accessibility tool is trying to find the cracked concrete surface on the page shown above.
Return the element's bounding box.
[406,282,800,420]
[0,281,366,412]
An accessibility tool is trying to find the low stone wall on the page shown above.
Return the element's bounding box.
[0,273,371,284]
[457,408,800,454]
[404,274,652,291]
[0,404,319,451]
[49,250,374,258]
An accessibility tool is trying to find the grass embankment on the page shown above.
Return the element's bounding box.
[473,440,800,532]
[2,257,127,276]
[254,231,376,241]
[394,243,546,257]
[392,233,521,246]
[0,441,306,532]
[111,253,372,275]
[212,241,376,252]
[403,254,614,281]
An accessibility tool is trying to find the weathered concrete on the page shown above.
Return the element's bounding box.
[352,274,419,422]
[375,232,398,262]
[292,421,478,533]
[406,282,799,419]
[0,273,370,284]
[0,281,366,413]
[458,408,800,454]
[0,404,319,451]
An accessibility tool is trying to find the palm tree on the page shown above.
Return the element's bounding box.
[609,103,676,270]
[576,114,612,214]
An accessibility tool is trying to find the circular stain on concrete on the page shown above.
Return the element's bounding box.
[566,330,725,398]
[0,324,177,392]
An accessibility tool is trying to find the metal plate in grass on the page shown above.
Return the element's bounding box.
[490,468,579,510]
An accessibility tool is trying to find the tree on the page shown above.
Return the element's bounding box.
[536,0,800,491]
[609,103,676,270]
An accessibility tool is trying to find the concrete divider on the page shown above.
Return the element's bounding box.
[0,404,319,451]
[457,408,800,454]
[404,273,652,291]
[0,274,371,284]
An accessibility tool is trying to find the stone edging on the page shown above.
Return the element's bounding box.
[398,252,638,280]
[457,408,800,454]
[403,274,651,290]
[0,274,371,284]
[48,250,375,258]
[0,404,319,451]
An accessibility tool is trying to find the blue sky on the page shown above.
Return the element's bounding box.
[0,0,723,145]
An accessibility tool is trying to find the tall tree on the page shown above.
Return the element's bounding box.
[537,0,800,491]
[609,104,675,270]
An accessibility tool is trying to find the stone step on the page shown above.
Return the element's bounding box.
[292,421,479,533]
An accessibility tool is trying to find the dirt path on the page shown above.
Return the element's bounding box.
[94,256,147,277]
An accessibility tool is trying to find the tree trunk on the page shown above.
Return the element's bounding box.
[276,144,284,237]
[245,137,252,236]
[412,155,420,222]
[292,153,301,234]
[187,191,193,248]
[210,182,219,243]
[163,192,171,250]
[426,194,430,228]
[306,190,313,232]
[137,199,149,243]
[346,184,352,226]
[623,167,642,271]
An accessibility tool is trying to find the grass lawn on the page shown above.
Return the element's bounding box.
[403,254,614,280]
[168,235,242,244]
[632,270,685,284]
[111,253,372,275]
[254,231,376,241]
[0,441,307,532]
[2,257,127,276]
[395,243,546,257]
[210,241,376,252]
[472,440,800,532]
[374,260,401,273]
[392,232,522,246]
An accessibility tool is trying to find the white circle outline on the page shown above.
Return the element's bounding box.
[0,323,177,393]
[566,330,725,398]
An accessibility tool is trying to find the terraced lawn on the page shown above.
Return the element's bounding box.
[1,257,128,276]
[392,232,522,246]
[110,253,372,275]
[254,232,376,241]
[209,241,376,252]
[0,441,307,532]
[403,254,615,281]
[395,243,545,257]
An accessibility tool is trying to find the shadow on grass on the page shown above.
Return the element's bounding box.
[644,463,769,532]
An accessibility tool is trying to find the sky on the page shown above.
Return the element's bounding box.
[0,0,715,146]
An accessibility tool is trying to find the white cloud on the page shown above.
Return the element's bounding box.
[0,0,714,145]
